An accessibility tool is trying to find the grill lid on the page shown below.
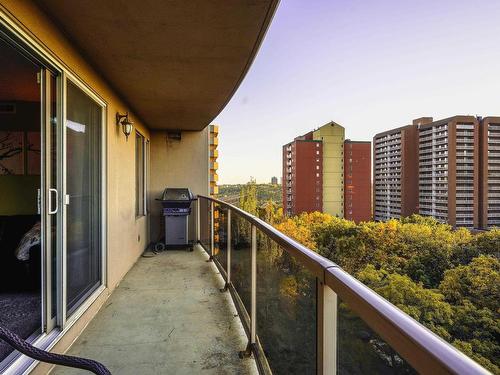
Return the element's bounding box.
[158,188,195,202]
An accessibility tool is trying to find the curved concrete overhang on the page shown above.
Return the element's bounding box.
[38,0,278,130]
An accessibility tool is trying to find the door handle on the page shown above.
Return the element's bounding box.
[48,188,58,214]
[37,189,41,215]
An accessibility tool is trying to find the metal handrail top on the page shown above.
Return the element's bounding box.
[197,195,489,375]
[198,195,334,279]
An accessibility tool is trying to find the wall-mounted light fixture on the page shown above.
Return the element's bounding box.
[116,112,134,140]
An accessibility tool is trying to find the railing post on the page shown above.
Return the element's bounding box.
[318,280,337,375]
[221,208,231,292]
[250,224,257,346]
[240,223,257,358]
[208,200,214,261]
[196,197,200,243]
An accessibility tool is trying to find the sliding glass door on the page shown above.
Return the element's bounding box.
[0,20,105,371]
[0,35,44,366]
[65,80,103,315]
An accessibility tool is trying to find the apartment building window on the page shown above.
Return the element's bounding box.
[136,131,146,217]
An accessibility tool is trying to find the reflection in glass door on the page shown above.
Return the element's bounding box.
[0,35,43,365]
[65,80,103,315]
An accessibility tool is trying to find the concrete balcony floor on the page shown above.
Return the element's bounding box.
[52,246,256,375]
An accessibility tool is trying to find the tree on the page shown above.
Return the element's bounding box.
[472,229,500,259]
[239,177,258,215]
[439,255,500,311]
[271,213,500,371]
[358,265,454,340]
[259,199,282,225]
[274,211,335,251]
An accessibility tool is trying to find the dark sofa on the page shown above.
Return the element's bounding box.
[0,215,41,292]
[0,215,42,362]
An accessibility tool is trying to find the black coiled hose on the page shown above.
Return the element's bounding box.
[0,326,111,374]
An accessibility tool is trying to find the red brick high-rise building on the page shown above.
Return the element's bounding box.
[283,125,371,219]
[283,132,323,216]
[344,140,372,222]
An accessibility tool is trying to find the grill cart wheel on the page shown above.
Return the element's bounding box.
[154,242,166,252]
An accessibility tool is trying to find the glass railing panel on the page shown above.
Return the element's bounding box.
[337,298,416,374]
[213,203,228,274]
[199,198,210,254]
[231,211,252,315]
[256,232,317,374]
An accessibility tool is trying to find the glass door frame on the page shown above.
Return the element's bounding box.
[61,73,107,327]
[41,68,61,334]
[0,11,108,372]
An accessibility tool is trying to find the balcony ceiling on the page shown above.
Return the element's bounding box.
[38,0,278,130]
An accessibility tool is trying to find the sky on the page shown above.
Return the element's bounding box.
[214,0,500,184]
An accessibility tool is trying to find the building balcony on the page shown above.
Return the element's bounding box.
[52,248,254,374]
[35,196,489,374]
[210,136,219,146]
[456,192,474,198]
[456,206,474,212]
[0,1,493,374]
[456,145,474,150]
[210,124,219,135]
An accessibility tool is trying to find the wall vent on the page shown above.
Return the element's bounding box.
[167,131,182,141]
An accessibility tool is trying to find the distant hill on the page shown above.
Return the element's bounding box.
[218,183,281,206]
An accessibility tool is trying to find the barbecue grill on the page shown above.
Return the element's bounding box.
[155,188,195,251]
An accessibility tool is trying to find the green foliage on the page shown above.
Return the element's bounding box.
[439,255,500,311]
[239,178,258,215]
[258,199,283,226]
[475,229,500,257]
[452,340,500,374]
[218,181,282,206]
[358,265,454,340]
[271,212,500,373]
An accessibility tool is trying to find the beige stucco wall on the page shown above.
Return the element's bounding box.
[149,129,209,243]
[313,122,345,217]
[0,1,151,373]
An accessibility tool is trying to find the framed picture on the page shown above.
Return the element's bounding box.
[0,131,24,175]
[27,131,41,175]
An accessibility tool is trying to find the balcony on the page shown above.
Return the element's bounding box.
[210,136,219,146]
[52,248,255,375]
[0,1,494,374]
[197,197,489,374]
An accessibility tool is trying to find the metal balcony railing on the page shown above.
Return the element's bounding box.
[195,195,488,375]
